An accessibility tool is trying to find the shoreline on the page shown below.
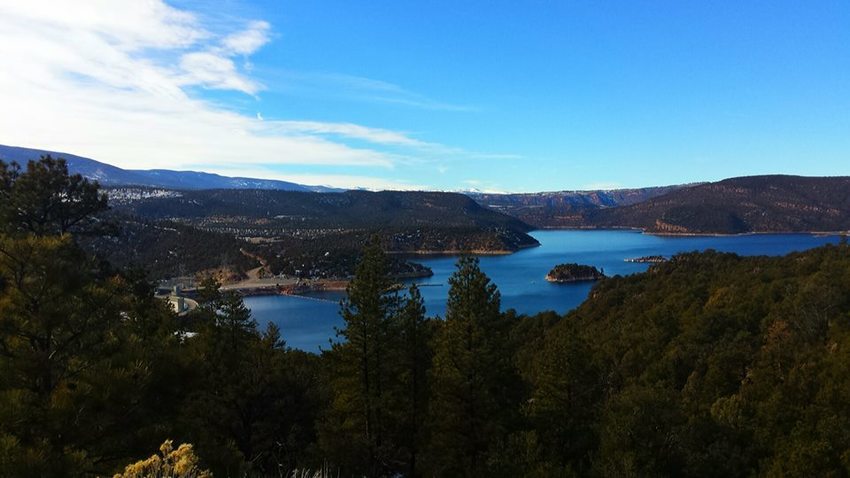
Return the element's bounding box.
[391,249,514,256]
[226,270,435,298]
[390,241,541,257]
[530,226,849,238]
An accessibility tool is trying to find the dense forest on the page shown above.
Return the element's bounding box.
[3,157,850,477]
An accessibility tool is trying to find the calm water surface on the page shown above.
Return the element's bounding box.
[245,230,841,351]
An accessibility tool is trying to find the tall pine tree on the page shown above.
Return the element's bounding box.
[322,239,399,476]
[394,285,433,477]
[428,256,519,476]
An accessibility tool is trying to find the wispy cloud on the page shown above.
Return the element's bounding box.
[0,0,502,190]
[273,71,477,112]
[268,121,431,147]
[262,119,520,164]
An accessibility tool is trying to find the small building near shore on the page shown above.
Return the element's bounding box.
[163,294,198,316]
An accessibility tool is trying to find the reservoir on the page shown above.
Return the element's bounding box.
[245,230,842,351]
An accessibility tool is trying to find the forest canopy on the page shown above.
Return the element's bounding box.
[2,157,850,477]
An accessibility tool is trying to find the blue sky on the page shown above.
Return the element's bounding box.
[1,1,849,191]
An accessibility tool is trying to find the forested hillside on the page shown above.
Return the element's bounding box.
[517,243,850,476]
[470,176,850,234]
[111,188,540,264]
[81,216,258,280]
[582,175,850,233]
[4,157,850,477]
[115,188,534,232]
[469,185,686,228]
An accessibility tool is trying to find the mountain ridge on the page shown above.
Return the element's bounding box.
[467,185,694,228]
[0,144,342,192]
[582,175,850,234]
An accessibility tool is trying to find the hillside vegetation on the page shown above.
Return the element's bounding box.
[469,185,685,228]
[470,176,850,234]
[4,157,850,476]
[524,243,850,476]
[585,175,850,233]
[112,188,539,263]
[117,188,533,231]
[81,215,258,279]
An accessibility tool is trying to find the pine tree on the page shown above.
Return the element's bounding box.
[394,285,433,477]
[0,155,108,237]
[427,256,519,476]
[0,157,180,476]
[182,280,312,476]
[321,239,399,476]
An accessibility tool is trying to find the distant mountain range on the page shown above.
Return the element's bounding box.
[4,144,849,235]
[0,144,341,192]
[584,175,850,234]
[467,185,692,228]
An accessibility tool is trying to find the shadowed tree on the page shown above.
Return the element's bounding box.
[321,239,399,476]
[393,284,434,477]
[0,157,180,476]
[427,256,520,476]
[0,156,108,237]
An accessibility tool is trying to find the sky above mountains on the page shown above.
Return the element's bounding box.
[1,1,848,192]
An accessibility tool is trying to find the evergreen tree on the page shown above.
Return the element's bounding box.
[427,256,519,476]
[394,285,433,477]
[0,156,108,237]
[181,280,316,476]
[525,318,600,475]
[321,239,399,476]
[0,157,180,476]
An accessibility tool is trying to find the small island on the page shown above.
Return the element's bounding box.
[546,263,606,283]
[624,255,667,263]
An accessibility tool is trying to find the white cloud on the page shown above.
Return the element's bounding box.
[179,51,260,94]
[270,121,430,147]
[279,71,477,112]
[222,20,270,55]
[0,0,520,190]
[0,0,424,186]
[0,0,204,51]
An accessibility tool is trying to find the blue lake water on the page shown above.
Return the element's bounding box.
[245,230,842,352]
